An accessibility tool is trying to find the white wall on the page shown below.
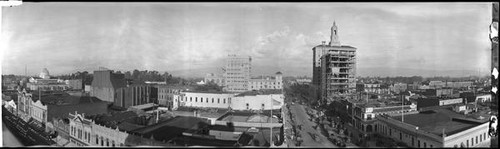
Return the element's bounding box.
[179,92,234,109]
[443,122,491,148]
[231,94,284,110]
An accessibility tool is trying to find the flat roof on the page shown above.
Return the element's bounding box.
[314,44,357,49]
[390,108,488,136]
[131,116,209,142]
[235,89,282,97]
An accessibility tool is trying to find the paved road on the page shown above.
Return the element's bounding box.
[290,103,337,147]
[2,122,24,147]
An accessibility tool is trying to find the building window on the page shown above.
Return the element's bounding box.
[246,103,249,110]
[195,97,197,102]
[476,136,478,144]
[471,138,474,146]
[424,142,426,148]
[467,140,469,147]
[218,98,220,103]
[201,98,203,103]
[96,135,99,144]
[224,99,226,104]
[212,98,214,103]
[190,97,192,102]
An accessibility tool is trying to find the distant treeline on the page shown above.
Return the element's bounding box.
[358,75,488,84]
[56,70,191,85]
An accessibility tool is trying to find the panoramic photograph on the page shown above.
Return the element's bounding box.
[1,2,498,148]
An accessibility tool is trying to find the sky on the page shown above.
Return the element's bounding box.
[0,3,493,77]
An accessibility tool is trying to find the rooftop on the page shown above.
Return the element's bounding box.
[234,89,282,97]
[390,108,489,136]
[314,44,357,49]
[31,91,104,106]
[131,116,210,142]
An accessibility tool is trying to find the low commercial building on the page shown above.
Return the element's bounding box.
[416,97,464,110]
[63,112,169,147]
[374,108,492,148]
[179,91,234,109]
[231,90,284,110]
[177,89,284,111]
[16,89,109,132]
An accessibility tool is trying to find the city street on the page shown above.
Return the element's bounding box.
[289,103,336,147]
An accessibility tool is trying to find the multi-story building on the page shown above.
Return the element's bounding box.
[27,68,70,91]
[179,91,235,109]
[177,89,284,111]
[157,85,194,110]
[90,70,127,103]
[315,21,357,102]
[223,55,252,92]
[374,108,492,148]
[248,72,283,91]
[115,84,157,109]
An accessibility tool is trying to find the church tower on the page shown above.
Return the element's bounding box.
[329,21,341,46]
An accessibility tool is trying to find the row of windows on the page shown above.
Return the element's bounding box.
[250,81,281,85]
[95,134,122,147]
[454,132,490,148]
[185,97,229,104]
[70,126,91,144]
[250,86,281,89]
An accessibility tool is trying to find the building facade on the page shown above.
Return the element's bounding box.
[157,85,191,110]
[176,90,284,111]
[90,70,126,103]
[115,84,156,109]
[375,113,492,148]
[248,72,283,91]
[314,21,357,103]
[179,92,235,109]
[223,55,252,92]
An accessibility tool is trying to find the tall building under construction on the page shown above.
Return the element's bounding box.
[312,21,357,102]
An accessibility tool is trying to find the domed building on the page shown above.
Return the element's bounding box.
[39,68,51,79]
[27,68,70,91]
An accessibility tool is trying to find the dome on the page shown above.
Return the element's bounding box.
[275,71,282,75]
[39,68,50,79]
